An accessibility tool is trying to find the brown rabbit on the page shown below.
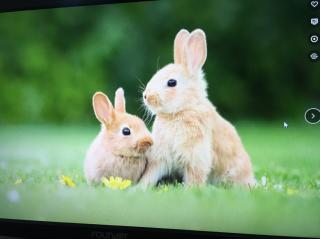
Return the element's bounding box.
[140,29,255,188]
[84,88,153,185]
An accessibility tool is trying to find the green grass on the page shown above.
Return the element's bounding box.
[0,122,319,238]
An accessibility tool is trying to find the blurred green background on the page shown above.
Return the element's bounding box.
[0,0,319,125]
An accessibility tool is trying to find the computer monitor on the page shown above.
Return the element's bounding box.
[0,0,319,238]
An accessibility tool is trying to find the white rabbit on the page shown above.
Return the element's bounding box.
[84,88,153,185]
[140,29,255,187]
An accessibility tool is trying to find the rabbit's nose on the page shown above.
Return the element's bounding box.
[145,93,160,107]
[136,137,153,153]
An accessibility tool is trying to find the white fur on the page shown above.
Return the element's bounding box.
[140,29,255,188]
[84,90,153,185]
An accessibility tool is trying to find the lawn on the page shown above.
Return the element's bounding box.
[0,122,319,238]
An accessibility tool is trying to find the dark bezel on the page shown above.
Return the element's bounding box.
[0,218,309,239]
[0,0,153,13]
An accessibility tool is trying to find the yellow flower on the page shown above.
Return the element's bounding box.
[60,175,76,188]
[286,188,298,195]
[101,176,132,190]
[14,178,23,185]
[159,185,169,192]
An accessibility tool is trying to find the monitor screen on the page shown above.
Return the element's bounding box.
[0,0,319,238]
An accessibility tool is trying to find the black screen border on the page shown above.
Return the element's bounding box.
[0,0,153,13]
[0,218,308,239]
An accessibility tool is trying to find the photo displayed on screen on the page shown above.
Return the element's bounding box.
[0,0,319,238]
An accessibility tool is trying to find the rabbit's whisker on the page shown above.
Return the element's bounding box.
[156,56,161,71]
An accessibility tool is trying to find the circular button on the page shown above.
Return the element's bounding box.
[309,51,319,62]
[305,108,320,124]
[310,34,319,43]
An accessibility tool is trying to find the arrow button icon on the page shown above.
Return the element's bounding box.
[305,108,320,124]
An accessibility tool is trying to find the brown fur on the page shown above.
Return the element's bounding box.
[84,88,153,184]
[140,29,255,188]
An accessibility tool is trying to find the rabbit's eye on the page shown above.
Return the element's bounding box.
[167,79,177,87]
[122,127,131,136]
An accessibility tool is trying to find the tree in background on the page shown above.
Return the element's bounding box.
[0,0,318,124]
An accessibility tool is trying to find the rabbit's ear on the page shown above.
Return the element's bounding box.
[185,29,207,75]
[114,87,126,113]
[92,92,115,125]
[174,29,190,65]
